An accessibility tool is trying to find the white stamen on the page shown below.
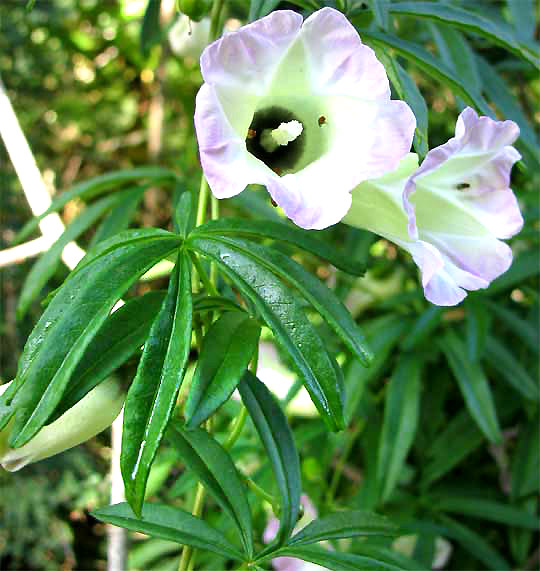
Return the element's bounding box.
[260,120,303,153]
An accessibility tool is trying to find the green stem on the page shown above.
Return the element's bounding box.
[326,420,365,506]
[190,251,219,296]
[195,174,209,228]
[178,484,206,571]
[224,407,248,450]
[209,0,226,41]
[245,477,279,513]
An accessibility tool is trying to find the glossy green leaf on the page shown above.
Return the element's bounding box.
[17,188,142,320]
[167,421,253,557]
[511,415,540,500]
[238,371,301,544]
[188,236,345,431]
[174,190,193,238]
[265,545,403,571]
[389,1,539,68]
[15,167,177,244]
[52,291,166,420]
[484,336,539,401]
[207,236,372,366]
[431,494,540,530]
[377,355,422,501]
[192,218,365,276]
[121,252,192,516]
[440,329,501,443]
[141,0,162,57]
[289,510,396,546]
[361,30,493,116]
[508,0,536,42]
[186,312,261,427]
[93,502,243,560]
[3,230,181,445]
[465,298,491,362]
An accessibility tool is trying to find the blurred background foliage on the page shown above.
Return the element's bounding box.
[0,0,538,570]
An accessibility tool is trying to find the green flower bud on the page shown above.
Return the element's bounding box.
[0,377,124,472]
[176,0,211,23]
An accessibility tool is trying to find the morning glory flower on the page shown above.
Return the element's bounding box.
[344,108,522,306]
[0,377,124,472]
[194,7,415,229]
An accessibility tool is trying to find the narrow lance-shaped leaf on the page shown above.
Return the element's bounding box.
[440,329,501,443]
[188,236,345,431]
[192,218,366,276]
[238,372,301,544]
[93,502,243,561]
[167,421,254,557]
[377,354,422,501]
[289,510,397,546]
[3,231,181,443]
[186,312,261,428]
[15,167,177,244]
[207,236,372,365]
[121,251,192,516]
[51,291,166,421]
[17,188,144,320]
[141,0,162,57]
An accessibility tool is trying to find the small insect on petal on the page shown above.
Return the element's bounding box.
[318,115,327,127]
[456,182,470,190]
[247,129,257,139]
[271,198,278,207]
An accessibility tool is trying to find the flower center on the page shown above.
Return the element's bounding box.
[246,107,306,174]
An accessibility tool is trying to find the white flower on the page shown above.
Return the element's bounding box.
[344,108,523,306]
[194,7,415,229]
[0,378,124,472]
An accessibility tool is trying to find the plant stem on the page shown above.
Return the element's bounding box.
[195,174,209,228]
[178,484,207,571]
[245,477,278,513]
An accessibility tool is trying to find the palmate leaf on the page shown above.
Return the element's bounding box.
[121,251,192,516]
[192,218,366,276]
[167,421,253,557]
[186,311,261,428]
[188,235,345,431]
[238,372,301,544]
[93,502,243,561]
[0,230,182,441]
[200,235,372,366]
[52,291,166,421]
[15,167,177,244]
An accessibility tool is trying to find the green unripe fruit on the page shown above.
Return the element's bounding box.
[176,0,212,22]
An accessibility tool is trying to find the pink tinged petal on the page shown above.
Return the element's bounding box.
[299,7,390,99]
[200,10,303,94]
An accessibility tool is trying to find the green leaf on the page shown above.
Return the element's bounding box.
[484,300,539,354]
[52,291,166,420]
[121,252,192,516]
[368,0,389,30]
[440,329,501,443]
[400,306,442,350]
[89,186,145,247]
[141,0,162,57]
[511,415,540,500]
[4,230,181,446]
[430,494,540,530]
[93,502,243,560]
[174,190,194,238]
[206,236,372,366]
[167,422,253,557]
[266,545,403,571]
[192,218,365,276]
[289,510,396,546]
[476,56,540,169]
[188,236,345,431]
[377,355,422,501]
[464,298,491,362]
[361,30,493,116]
[238,371,301,544]
[17,188,142,320]
[405,518,510,571]
[193,295,243,314]
[186,312,261,428]
[388,1,539,68]
[484,336,539,401]
[508,0,536,42]
[429,24,482,94]
[15,167,177,244]
[249,0,280,21]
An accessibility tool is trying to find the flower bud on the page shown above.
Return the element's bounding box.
[0,377,124,472]
[177,0,212,23]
